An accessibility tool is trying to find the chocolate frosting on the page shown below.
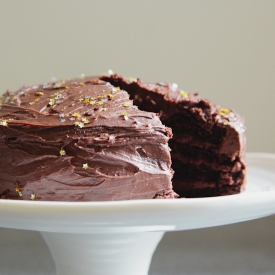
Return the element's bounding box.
[0,78,175,201]
[0,72,246,200]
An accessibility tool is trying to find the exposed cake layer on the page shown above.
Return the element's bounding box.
[169,140,246,173]
[172,179,244,197]
[101,73,246,197]
[170,139,245,197]
[171,158,245,197]
[0,78,176,201]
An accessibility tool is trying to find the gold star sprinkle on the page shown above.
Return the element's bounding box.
[78,98,84,102]
[123,103,130,107]
[30,194,36,200]
[83,98,90,103]
[121,111,127,116]
[48,99,55,106]
[128,77,137,82]
[107,94,113,98]
[0,120,8,126]
[218,107,230,117]
[180,91,188,98]
[71,112,81,118]
[60,149,66,156]
[89,101,95,105]
[81,118,89,124]
[36,91,44,96]
[101,108,107,111]
[12,95,17,100]
[79,82,85,86]
[74,122,84,128]
[65,86,70,89]
[15,188,22,197]
[112,87,120,93]
[34,98,40,102]
[223,120,229,125]
[29,102,35,105]
[82,163,89,169]
[96,101,103,105]
[54,83,62,88]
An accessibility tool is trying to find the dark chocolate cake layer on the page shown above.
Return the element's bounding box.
[0,78,176,201]
[101,73,246,197]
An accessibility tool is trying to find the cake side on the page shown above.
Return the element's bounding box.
[0,78,176,201]
[101,73,246,197]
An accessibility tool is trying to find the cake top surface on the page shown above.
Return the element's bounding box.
[0,77,168,135]
[100,73,246,134]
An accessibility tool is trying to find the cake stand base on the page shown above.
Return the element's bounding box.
[41,231,164,275]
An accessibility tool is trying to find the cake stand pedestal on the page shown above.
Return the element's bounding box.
[1,153,275,275]
[42,231,163,275]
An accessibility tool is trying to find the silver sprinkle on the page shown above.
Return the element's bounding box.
[107,69,114,75]
[171,83,178,91]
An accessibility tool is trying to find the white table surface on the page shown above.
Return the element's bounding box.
[0,215,274,275]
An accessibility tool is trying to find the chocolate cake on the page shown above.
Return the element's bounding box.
[0,77,176,201]
[101,73,246,197]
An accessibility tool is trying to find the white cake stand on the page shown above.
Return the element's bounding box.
[1,153,275,275]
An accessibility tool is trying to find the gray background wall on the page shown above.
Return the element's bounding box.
[0,1,275,274]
